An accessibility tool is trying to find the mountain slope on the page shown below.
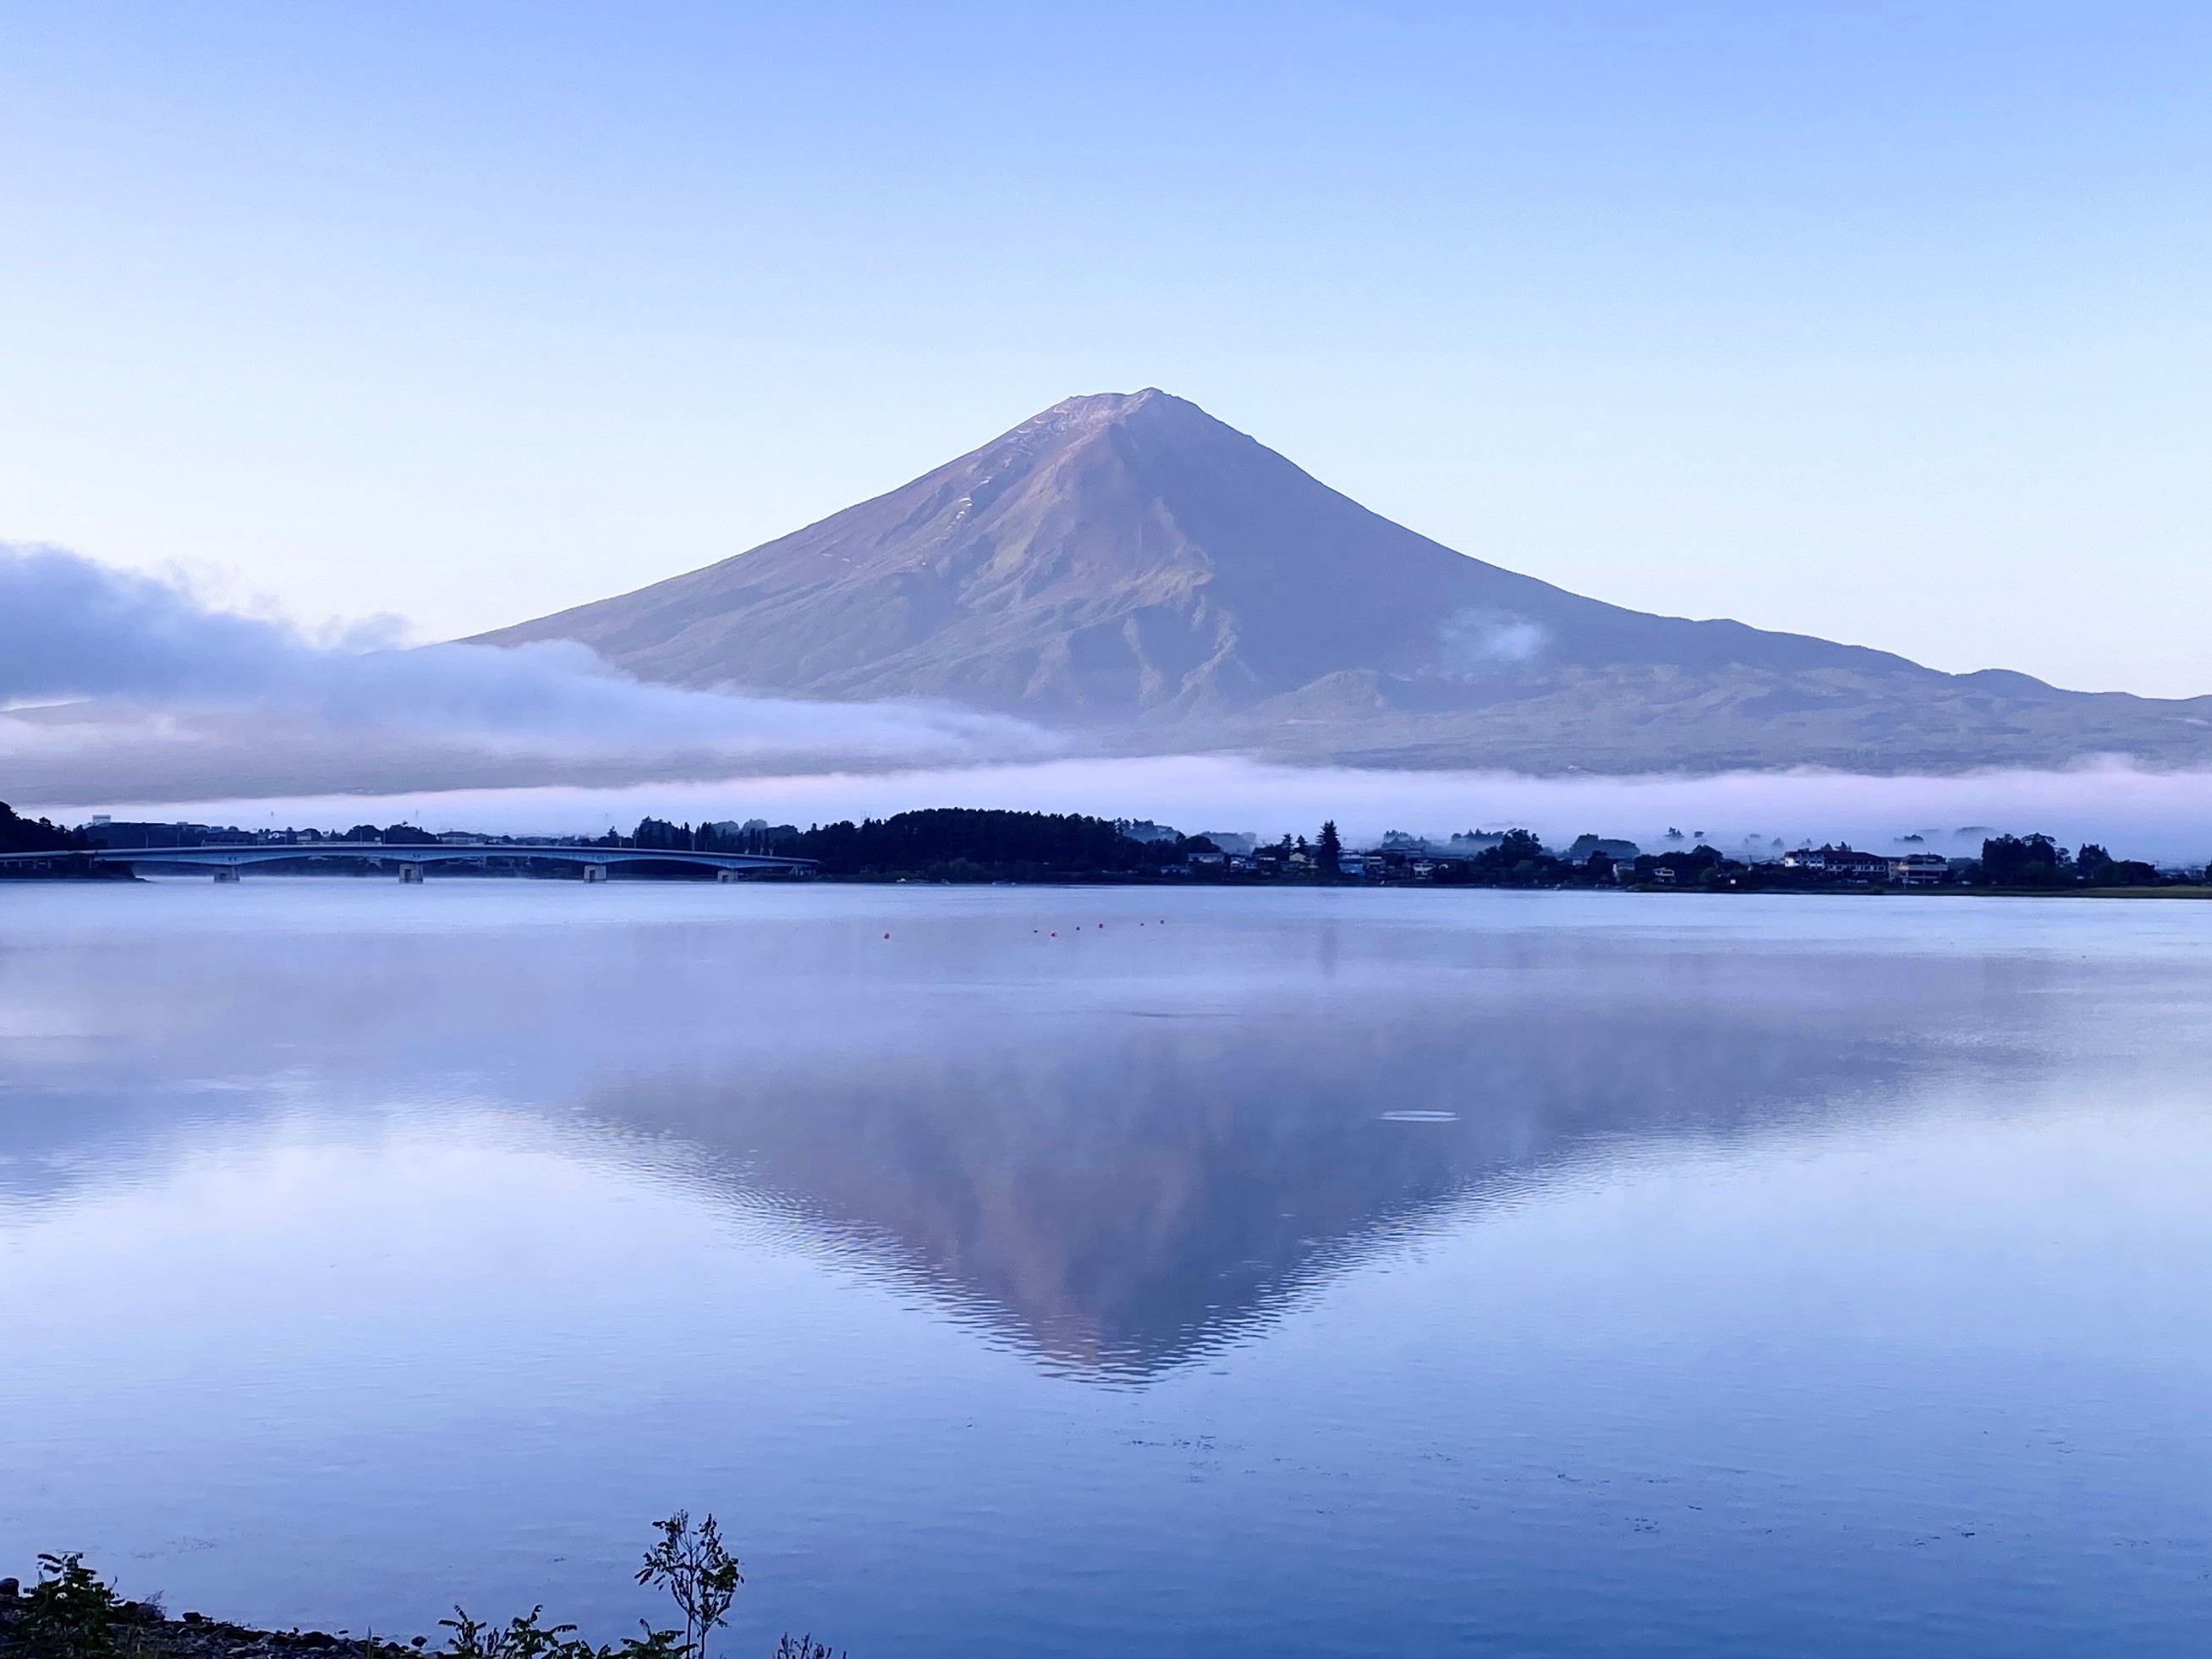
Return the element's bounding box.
[478,390,2212,772]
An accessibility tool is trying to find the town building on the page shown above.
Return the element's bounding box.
[1780,843,1893,880]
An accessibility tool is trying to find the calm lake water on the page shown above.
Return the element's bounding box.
[3,881,2210,1656]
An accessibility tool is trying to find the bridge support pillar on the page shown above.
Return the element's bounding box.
[213,867,242,884]
[398,865,425,883]
[716,869,741,882]
[583,864,608,882]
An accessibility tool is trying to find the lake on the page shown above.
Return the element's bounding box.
[3,881,2209,1656]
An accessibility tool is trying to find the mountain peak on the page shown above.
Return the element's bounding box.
[993,387,1200,453]
[475,393,2212,772]
[1033,386,1171,420]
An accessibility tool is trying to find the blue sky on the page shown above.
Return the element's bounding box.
[3,2,2208,694]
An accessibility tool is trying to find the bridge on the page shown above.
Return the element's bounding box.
[0,841,817,882]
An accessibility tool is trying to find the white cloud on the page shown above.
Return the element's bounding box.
[1435,607,1549,674]
[10,545,2208,865]
[0,544,1052,802]
[52,754,2212,867]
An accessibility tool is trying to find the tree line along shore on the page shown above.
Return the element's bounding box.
[3,800,2204,893]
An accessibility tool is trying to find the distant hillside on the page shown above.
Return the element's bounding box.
[477,390,2212,772]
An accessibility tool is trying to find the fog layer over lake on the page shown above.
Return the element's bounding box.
[3,883,2209,1656]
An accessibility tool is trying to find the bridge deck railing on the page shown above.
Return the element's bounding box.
[0,843,816,875]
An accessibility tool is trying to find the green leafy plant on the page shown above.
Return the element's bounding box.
[17,1552,121,1659]
[439,1606,594,1659]
[436,1605,690,1659]
[634,1513,741,1659]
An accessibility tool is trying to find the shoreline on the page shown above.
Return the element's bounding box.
[0,1588,412,1658]
[4,871,2209,898]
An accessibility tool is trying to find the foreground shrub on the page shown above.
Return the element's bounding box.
[8,1517,842,1659]
[15,1552,122,1659]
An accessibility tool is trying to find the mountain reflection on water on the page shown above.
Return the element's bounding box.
[587,978,1973,1380]
[0,882,2128,1383]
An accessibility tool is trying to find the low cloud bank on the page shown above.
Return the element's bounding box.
[8,546,2209,862]
[0,544,1051,800]
[51,755,2212,867]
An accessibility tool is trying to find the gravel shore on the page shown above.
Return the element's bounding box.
[0,1581,425,1659]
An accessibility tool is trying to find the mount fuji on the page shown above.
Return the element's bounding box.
[478,390,2212,773]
